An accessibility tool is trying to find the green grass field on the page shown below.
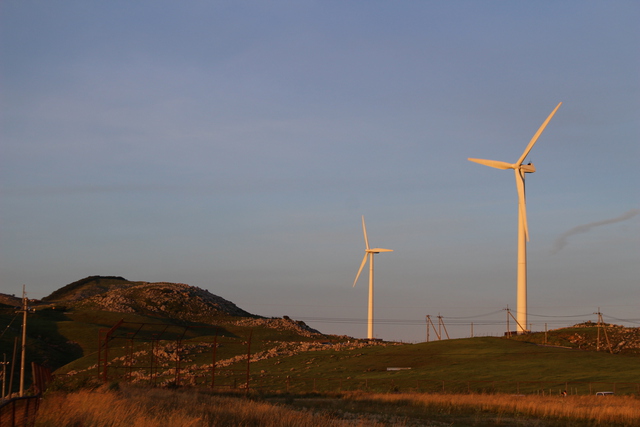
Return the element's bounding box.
[247,337,640,394]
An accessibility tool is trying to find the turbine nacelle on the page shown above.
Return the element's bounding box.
[521,162,536,173]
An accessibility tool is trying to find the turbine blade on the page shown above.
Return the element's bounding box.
[362,215,370,250]
[353,253,369,287]
[468,158,514,170]
[515,169,529,241]
[517,102,562,166]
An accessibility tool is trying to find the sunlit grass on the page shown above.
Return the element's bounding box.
[35,385,640,427]
[35,386,384,426]
[344,392,640,426]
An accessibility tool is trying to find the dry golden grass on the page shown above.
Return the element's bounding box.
[35,385,640,426]
[346,392,640,425]
[35,386,384,427]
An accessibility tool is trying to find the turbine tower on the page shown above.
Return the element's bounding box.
[353,215,393,340]
[468,102,562,334]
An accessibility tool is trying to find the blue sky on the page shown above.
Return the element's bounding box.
[1,1,638,342]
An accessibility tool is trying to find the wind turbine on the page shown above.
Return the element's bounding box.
[353,215,393,340]
[468,102,562,335]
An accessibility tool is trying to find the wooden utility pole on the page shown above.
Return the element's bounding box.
[1,353,6,399]
[544,323,548,344]
[8,337,17,398]
[437,315,450,340]
[19,285,28,397]
[425,315,429,342]
[594,309,613,354]
[426,315,441,340]
[505,307,526,338]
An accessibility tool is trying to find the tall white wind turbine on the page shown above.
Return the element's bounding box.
[468,102,562,334]
[353,215,393,340]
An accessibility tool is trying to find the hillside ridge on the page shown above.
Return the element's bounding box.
[38,276,256,321]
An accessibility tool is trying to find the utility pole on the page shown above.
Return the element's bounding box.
[426,315,441,340]
[506,307,510,338]
[19,285,29,397]
[8,338,17,398]
[1,353,6,399]
[505,306,525,338]
[544,323,548,344]
[425,315,429,342]
[594,308,613,354]
[437,315,450,340]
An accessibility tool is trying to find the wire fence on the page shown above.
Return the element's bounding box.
[251,376,640,396]
[0,395,40,427]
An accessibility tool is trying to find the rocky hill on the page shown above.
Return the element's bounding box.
[561,322,640,354]
[32,275,322,336]
[41,276,253,320]
[42,275,133,302]
[513,321,640,355]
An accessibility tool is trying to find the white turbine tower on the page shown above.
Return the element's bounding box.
[353,215,393,340]
[468,102,562,334]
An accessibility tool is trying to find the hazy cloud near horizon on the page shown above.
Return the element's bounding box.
[552,209,640,254]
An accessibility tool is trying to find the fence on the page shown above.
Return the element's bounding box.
[0,363,51,427]
[0,396,40,427]
[93,320,639,396]
[251,376,640,396]
[97,322,252,389]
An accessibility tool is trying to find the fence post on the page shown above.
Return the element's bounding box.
[211,330,218,389]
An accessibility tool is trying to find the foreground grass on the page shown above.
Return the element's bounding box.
[338,392,640,426]
[35,386,640,427]
[35,386,384,427]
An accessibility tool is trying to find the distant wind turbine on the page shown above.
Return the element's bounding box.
[468,102,562,334]
[353,215,393,340]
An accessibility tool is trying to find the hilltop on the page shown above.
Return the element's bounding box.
[41,275,249,314]
[40,275,253,322]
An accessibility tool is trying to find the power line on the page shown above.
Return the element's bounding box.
[0,312,21,340]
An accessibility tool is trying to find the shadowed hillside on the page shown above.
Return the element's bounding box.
[0,276,324,394]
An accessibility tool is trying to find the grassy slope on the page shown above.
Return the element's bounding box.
[51,307,334,377]
[46,311,640,390]
[6,293,640,396]
[247,337,640,393]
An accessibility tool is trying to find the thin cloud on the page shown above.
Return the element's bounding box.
[552,209,640,253]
